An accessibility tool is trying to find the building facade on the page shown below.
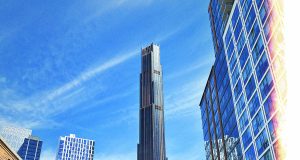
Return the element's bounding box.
[0,126,32,152]
[137,43,167,160]
[0,137,21,160]
[56,134,95,160]
[200,67,243,160]
[0,126,43,160]
[199,0,285,159]
[17,136,43,160]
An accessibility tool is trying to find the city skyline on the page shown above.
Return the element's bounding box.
[0,0,297,159]
[0,0,213,159]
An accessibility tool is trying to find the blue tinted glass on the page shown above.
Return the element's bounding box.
[248,92,260,117]
[242,60,252,84]
[232,7,240,27]
[252,109,264,136]
[242,127,252,149]
[264,15,272,42]
[268,114,279,142]
[225,27,232,48]
[239,110,249,132]
[234,80,242,99]
[256,52,269,82]
[260,149,273,160]
[259,70,273,100]
[246,6,256,32]
[263,89,277,120]
[235,19,242,40]
[260,0,270,25]
[236,94,246,116]
[239,45,249,69]
[245,76,256,99]
[252,35,264,64]
[237,32,245,54]
[256,129,269,156]
[230,52,237,71]
[249,20,260,48]
[256,0,263,9]
[227,40,234,59]
[232,65,240,86]
[243,0,252,18]
[245,145,255,160]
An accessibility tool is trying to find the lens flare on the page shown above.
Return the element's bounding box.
[272,0,300,159]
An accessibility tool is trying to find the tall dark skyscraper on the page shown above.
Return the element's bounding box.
[137,43,167,160]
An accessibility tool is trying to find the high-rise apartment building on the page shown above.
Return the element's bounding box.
[56,134,95,160]
[18,136,43,160]
[137,43,167,160]
[199,0,285,159]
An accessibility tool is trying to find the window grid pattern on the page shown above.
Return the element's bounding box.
[222,0,285,159]
[56,134,95,160]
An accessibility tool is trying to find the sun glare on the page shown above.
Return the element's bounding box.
[277,0,300,159]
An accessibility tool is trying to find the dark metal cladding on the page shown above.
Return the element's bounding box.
[138,43,167,160]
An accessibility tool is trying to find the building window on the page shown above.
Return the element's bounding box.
[245,6,256,33]
[248,20,260,48]
[252,109,264,136]
[259,70,273,100]
[154,70,160,75]
[243,0,252,19]
[239,45,249,70]
[230,52,237,71]
[236,94,246,117]
[252,35,264,64]
[260,149,273,160]
[255,129,269,156]
[242,127,252,149]
[245,76,256,100]
[256,52,269,83]
[234,80,242,99]
[245,145,255,160]
[248,91,260,117]
[242,60,252,84]
[239,110,249,132]
[260,0,271,25]
[263,89,277,120]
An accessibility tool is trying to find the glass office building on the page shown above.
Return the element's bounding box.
[0,126,32,152]
[199,0,285,159]
[17,136,43,160]
[0,126,43,160]
[56,134,95,160]
[200,67,243,160]
[137,43,167,160]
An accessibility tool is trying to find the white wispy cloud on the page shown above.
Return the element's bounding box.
[44,50,138,103]
[40,148,57,160]
[0,0,199,130]
[165,66,212,118]
[0,49,139,129]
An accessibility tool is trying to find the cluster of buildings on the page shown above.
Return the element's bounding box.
[0,126,95,160]
[0,0,286,159]
[137,1,286,160]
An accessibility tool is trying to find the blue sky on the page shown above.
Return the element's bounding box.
[0,0,214,159]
